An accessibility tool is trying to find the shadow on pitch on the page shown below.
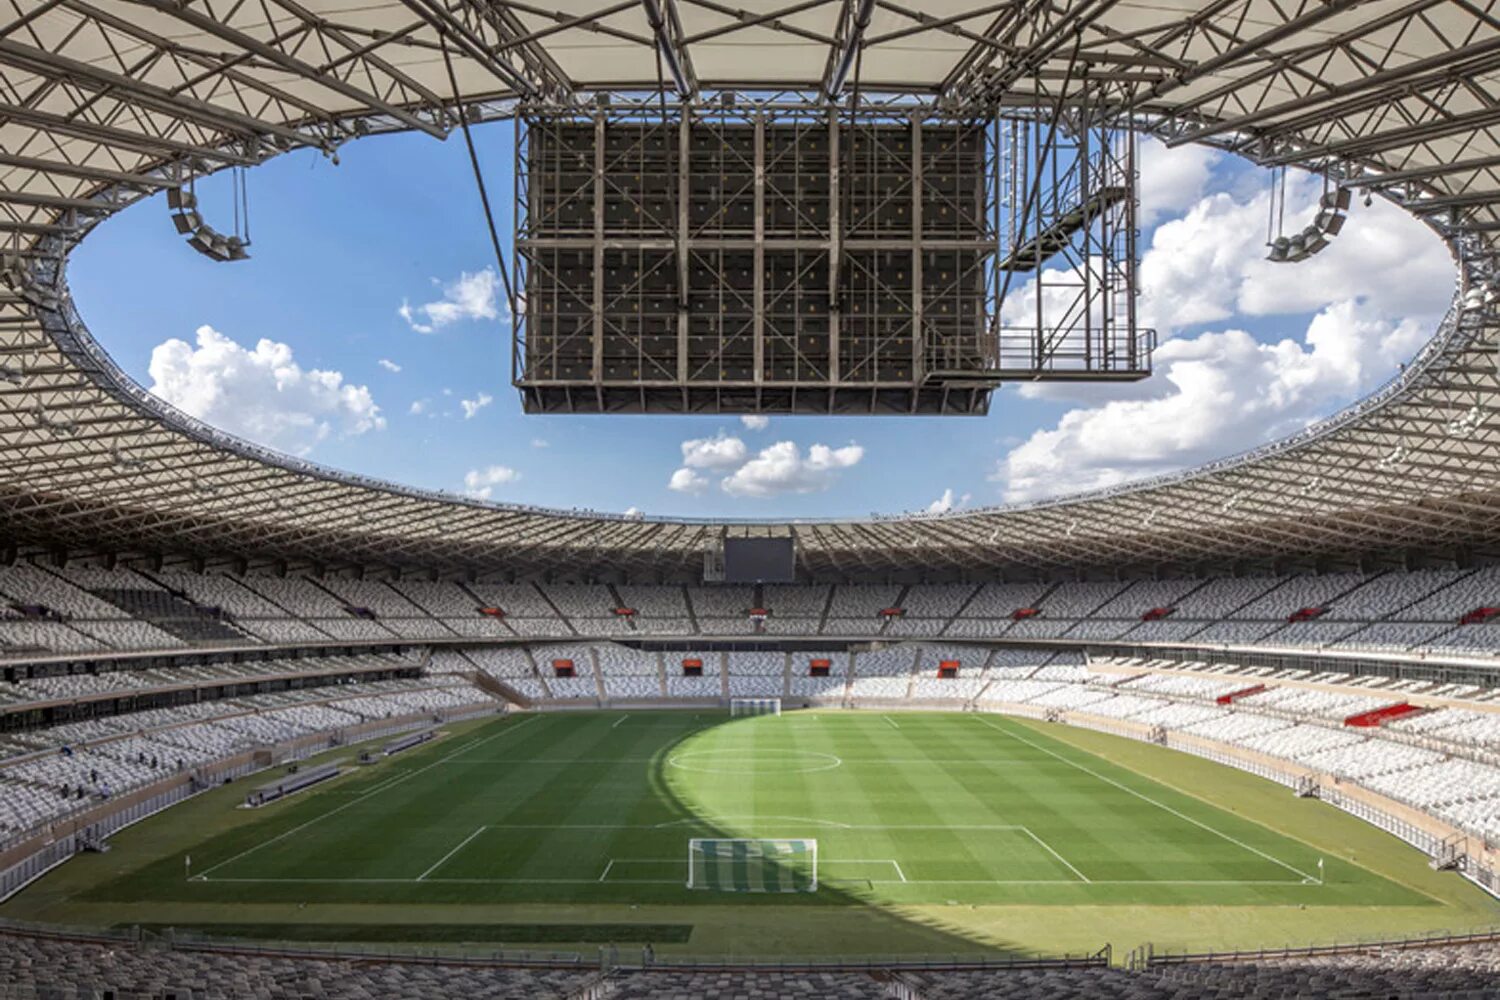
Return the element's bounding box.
[642,709,1039,959]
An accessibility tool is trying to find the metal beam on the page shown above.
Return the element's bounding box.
[0,99,259,165]
[642,0,695,97]
[125,0,446,138]
[825,0,874,99]
[1342,153,1500,190]
[0,37,315,149]
[0,152,165,189]
[1262,106,1500,166]
[1167,33,1500,149]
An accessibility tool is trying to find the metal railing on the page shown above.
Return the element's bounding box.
[1137,925,1500,969]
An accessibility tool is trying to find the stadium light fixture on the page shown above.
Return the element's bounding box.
[33,406,77,438]
[112,447,148,471]
[167,187,202,234]
[1376,445,1410,471]
[1446,405,1485,438]
[0,254,61,310]
[168,172,251,263]
[1266,178,1349,264]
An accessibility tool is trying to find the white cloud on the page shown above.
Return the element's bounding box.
[1136,177,1451,338]
[668,430,864,499]
[926,488,971,514]
[623,506,644,519]
[681,432,747,470]
[668,467,710,494]
[740,414,770,431]
[721,441,864,498]
[1011,176,1452,411]
[377,358,401,373]
[462,464,520,500]
[409,400,427,415]
[398,268,502,334]
[531,438,550,449]
[1137,138,1218,225]
[147,325,383,456]
[994,300,1431,502]
[460,392,493,419]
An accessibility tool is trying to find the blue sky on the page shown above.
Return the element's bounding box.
[67,123,1453,519]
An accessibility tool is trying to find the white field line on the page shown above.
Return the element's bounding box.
[440,757,1026,765]
[597,859,615,882]
[194,714,541,879]
[653,814,854,829]
[883,715,900,729]
[1021,827,1090,883]
[364,821,1018,831]
[892,860,908,883]
[196,875,1315,887]
[418,826,488,881]
[360,774,407,796]
[612,716,627,729]
[975,717,1319,883]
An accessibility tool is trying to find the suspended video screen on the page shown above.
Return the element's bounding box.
[723,537,796,584]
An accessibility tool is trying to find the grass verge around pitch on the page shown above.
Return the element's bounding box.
[5,710,1496,957]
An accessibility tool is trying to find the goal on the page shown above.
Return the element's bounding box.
[730,697,781,717]
[686,838,817,892]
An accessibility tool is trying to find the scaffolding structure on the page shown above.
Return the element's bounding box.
[514,98,1152,416]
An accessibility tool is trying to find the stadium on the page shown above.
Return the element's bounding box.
[3,0,1500,996]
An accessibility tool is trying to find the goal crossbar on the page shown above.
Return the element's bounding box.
[730,697,781,717]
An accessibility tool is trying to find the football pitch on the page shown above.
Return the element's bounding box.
[16,710,1499,956]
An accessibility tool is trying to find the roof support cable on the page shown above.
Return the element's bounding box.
[437,31,518,320]
[642,0,692,98]
[826,0,875,101]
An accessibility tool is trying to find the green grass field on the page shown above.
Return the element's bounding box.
[7,710,1497,956]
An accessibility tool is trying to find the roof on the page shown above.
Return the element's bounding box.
[1,0,1499,580]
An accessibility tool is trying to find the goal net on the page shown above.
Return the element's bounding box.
[730,697,781,717]
[686,838,817,892]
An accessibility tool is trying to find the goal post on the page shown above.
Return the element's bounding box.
[730,697,781,717]
[686,838,817,892]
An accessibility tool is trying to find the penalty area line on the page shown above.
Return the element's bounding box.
[192,875,1316,887]
[1021,827,1090,883]
[418,826,488,881]
[195,714,541,879]
[975,716,1318,883]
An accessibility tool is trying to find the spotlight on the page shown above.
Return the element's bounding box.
[112,447,147,471]
[166,188,202,234]
[1321,188,1352,212]
[1315,211,1346,236]
[1447,405,1485,438]
[1,254,61,310]
[1266,184,1349,263]
[170,185,251,263]
[1376,445,1409,471]
[1300,225,1330,256]
[33,406,77,438]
